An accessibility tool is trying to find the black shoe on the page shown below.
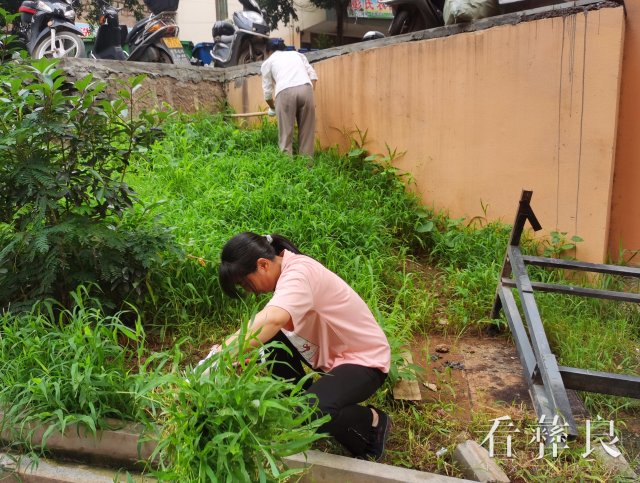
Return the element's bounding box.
[365,407,391,462]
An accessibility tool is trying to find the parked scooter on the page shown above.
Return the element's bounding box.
[379,0,445,35]
[17,0,85,58]
[125,0,189,64]
[381,0,563,35]
[211,0,270,68]
[90,0,128,60]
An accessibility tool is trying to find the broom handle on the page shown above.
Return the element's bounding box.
[225,112,268,118]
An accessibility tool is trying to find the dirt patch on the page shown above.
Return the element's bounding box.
[403,331,640,469]
[408,333,533,419]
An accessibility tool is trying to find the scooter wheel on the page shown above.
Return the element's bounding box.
[33,31,85,59]
[389,9,411,36]
[236,39,265,65]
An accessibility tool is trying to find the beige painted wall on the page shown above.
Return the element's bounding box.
[609,1,640,263]
[227,7,626,264]
[177,0,219,44]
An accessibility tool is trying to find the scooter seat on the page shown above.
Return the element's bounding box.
[19,1,37,23]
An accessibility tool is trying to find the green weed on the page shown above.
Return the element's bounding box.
[147,329,329,482]
[0,286,153,451]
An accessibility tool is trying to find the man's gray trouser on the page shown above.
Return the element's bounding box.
[275,84,316,157]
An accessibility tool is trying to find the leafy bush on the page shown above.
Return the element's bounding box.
[148,332,329,482]
[0,58,176,311]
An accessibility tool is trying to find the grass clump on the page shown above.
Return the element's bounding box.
[0,286,154,451]
[149,335,328,482]
[0,288,327,482]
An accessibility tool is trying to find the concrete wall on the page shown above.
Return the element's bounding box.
[226,4,626,263]
[59,58,226,114]
[609,0,640,263]
[59,2,633,265]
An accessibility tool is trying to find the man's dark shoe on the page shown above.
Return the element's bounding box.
[365,407,391,462]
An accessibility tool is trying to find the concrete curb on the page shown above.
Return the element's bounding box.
[1,415,472,482]
[0,416,156,471]
[284,450,475,482]
[0,450,475,483]
[0,452,154,482]
[452,440,510,483]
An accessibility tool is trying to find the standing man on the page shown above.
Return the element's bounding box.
[261,39,318,157]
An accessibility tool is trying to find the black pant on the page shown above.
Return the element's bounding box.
[266,331,387,457]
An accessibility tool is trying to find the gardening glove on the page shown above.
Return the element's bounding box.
[267,108,276,117]
[196,344,222,376]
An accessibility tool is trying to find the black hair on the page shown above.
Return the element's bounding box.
[266,38,286,53]
[218,232,301,298]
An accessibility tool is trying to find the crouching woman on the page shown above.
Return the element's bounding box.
[210,231,392,461]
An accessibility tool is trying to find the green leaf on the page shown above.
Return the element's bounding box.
[416,221,434,233]
[73,74,94,92]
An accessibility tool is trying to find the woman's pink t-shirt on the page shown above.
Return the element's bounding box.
[266,250,391,373]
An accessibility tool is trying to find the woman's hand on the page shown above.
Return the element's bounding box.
[196,344,222,376]
[198,344,222,365]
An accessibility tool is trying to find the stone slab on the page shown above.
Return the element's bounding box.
[592,445,639,481]
[452,440,510,483]
[284,450,475,482]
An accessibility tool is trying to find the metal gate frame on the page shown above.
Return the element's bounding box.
[491,190,640,438]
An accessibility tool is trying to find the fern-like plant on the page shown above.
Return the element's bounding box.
[0,56,177,311]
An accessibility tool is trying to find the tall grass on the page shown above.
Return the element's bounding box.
[128,113,431,351]
[0,286,156,450]
[149,335,328,482]
[2,110,636,479]
[130,112,639,408]
[1,112,436,478]
[0,287,328,481]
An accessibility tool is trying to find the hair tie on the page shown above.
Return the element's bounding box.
[265,234,273,244]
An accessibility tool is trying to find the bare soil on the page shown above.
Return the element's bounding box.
[400,330,640,477]
[409,333,533,419]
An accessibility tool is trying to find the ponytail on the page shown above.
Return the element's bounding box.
[219,232,301,298]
